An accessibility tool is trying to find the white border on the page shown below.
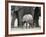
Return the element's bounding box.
[8,3,43,34]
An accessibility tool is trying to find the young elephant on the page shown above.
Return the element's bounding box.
[22,14,33,28]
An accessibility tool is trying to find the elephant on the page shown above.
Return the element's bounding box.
[17,7,35,28]
[22,14,33,28]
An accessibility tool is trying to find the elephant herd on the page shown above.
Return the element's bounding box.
[11,6,41,28]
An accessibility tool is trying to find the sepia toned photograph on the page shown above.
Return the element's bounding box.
[5,1,45,36]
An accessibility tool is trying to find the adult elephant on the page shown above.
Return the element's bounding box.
[17,7,35,28]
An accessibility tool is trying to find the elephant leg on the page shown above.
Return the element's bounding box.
[11,16,16,28]
[31,24,33,28]
[22,22,24,28]
[29,23,31,28]
[29,23,33,28]
[35,18,40,27]
[18,16,23,28]
[26,23,27,28]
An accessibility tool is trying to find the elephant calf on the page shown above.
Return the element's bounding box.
[22,14,33,28]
